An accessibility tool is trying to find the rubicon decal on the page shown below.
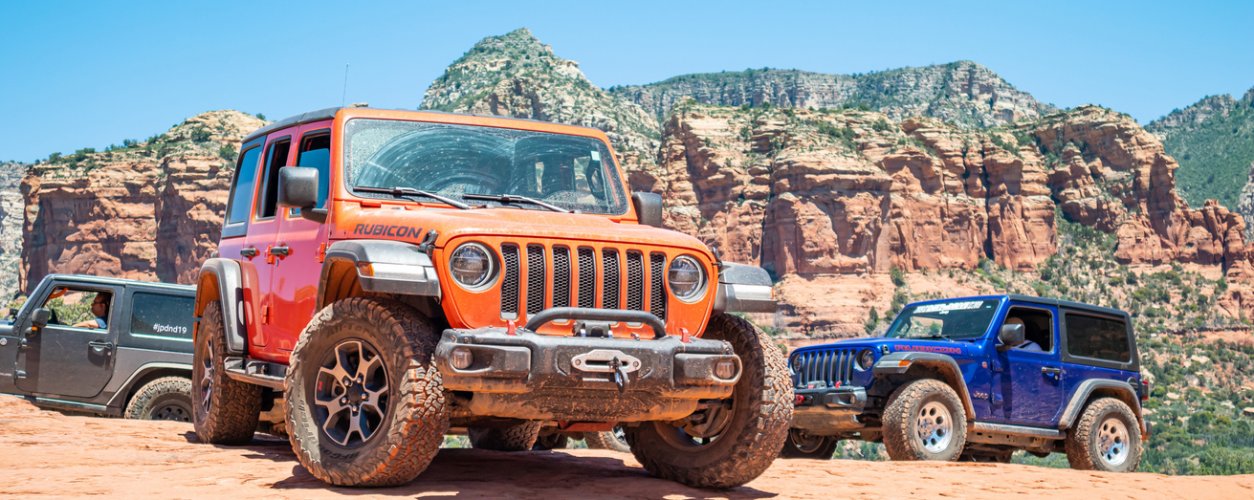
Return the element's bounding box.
[353,224,425,239]
[892,345,963,355]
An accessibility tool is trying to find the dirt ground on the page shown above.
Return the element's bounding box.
[1,396,1250,499]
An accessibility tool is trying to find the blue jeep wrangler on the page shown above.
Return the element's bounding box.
[785,295,1149,472]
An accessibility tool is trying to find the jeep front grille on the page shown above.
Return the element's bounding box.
[791,349,856,389]
[498,243,667,322]
[500,244,521,319]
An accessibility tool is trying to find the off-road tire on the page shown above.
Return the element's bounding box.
[193,301,263,444]
[624,313,792,488]
[286,298,448,487]
[125,376,193,422]
[468,420,542,451]
[960,449,1014,463]
[532,431,570,451]
[1065,397,1142,472]
[780,429,839,459]
[882,378,967,461]
[584,427,631,453]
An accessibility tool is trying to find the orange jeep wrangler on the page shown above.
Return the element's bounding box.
[191,107,791,488]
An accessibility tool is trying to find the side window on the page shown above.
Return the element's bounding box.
[1065,313,1130,363]
[257,137,292,219]
[129,293,194,341]
[41,287,112,330]
[224,145,263,227]
[296,132,331,211]
[1005,307,1053,352]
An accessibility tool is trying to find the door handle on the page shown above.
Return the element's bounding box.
[240,247,258,259]
[87,340,113,356]
[1041,366,1062,379]
[269,245,290,258]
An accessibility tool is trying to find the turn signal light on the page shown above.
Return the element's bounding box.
[714,359,738,380]
[451,347,473,370]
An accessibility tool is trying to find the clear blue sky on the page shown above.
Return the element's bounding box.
[2,0,1252,162]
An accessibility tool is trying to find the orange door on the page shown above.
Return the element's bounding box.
[245,132,297,362]
[265,121,334,354]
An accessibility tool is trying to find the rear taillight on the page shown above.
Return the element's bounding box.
[1140,378,1150,402]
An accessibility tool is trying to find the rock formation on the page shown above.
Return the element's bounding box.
[611,61,1055,128]
[420,28,661,173]
[0,162,27,300]
[20,111,264,291]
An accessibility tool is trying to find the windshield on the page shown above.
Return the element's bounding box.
[345,119,628,214]
[884,299,1000,340]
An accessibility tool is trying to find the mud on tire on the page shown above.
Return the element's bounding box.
[193,301,262,444]
[286,298,449,487]
[1065,397,1142,472]
[126,376,194,422]
[882,378,967,461]
[624,313,792,488]
[468,420,542,452]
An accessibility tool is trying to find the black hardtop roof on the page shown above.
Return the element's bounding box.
[242,107,608,144]
[43,274,195,294]
[1004,294,1129,319]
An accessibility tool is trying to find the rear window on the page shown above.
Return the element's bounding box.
[225,146,263,226]
[130,292,194,341]
[1065,313,1130,363]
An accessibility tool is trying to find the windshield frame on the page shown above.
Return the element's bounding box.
[340,117,632,216]
[882,297,1004,341]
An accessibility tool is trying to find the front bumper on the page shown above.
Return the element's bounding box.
[435,327,741,422]
[791,386,868,434]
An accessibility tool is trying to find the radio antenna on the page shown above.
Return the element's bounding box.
[341,63,350,106]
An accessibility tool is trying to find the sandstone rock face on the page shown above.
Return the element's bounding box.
[0,162,27,300]
[650,104,1057,278]
[612,62,1055,128]
[20,111,264,291]
[1033,107,1247,268]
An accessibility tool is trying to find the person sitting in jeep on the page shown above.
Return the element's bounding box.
[72,293,110,329]
[1000,317,1042,352]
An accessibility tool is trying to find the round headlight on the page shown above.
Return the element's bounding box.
[856,349,876,371]
[668,255,707,303]
[450,243,496,290]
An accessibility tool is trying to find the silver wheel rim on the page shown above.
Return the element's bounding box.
[916,401,954,453]
[1097,416,1130,467]
[313,339,390,447]
[198,337,214,411]
[789,429,827,454]
[612,426,628,447]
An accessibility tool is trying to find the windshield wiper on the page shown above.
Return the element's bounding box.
[462,193,570,213]
[355,186,470,209]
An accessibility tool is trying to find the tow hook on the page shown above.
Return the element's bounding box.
[610,357,629,393]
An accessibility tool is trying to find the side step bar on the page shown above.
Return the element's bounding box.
[972,422,1064,439]
[223,356,287,390]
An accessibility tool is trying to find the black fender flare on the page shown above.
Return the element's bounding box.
[194,258,248,355]
[712,262,776,313]
[318,240,441,309]
[1057,379,1145,433]
[104,362,194,410]
[873,351,976,421]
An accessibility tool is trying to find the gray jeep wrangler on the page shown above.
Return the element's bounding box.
[0,274,196,421]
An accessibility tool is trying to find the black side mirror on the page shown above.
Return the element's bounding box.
[998,323,1025,351]
[32,308,51,328]
[278,167,325,222]
[632,192,663,228]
